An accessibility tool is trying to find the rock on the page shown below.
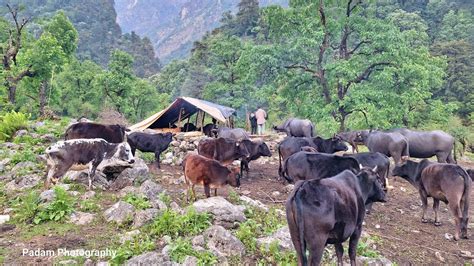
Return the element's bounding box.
[240,190,251,196]
[0,215,10,225]
[204,225,245,257]
[192,197,246,229]
[375,224,381,229]
[58,184,71,191]
[70,211,95,225]
[120,230,141,244]
[257,226,294,251]
[2,142,18,149]
[65,170,109,190]
[14,129,28,138]
[133,208,160,228]
[170,202,184,214]
[111,158,150,190]
[58,260,77,265]
[40,134,56,143]
[96,261,109,266]
[434,252,445,262]
[40,190,56,202]
[81,191,96,200]
[271,191,281,197]
[140,180,164,200]
[32,121,45,129]
[239,196,268,212]
[119,186,140,197]
[170,141,180,147]
[126,252,173,266]
[10,161,35,177]
[357,256,392,266]
[444,233,453,240]
[5,174,41,192]
[182,256,198,266]
[192,235,205,247]
[284,184,295,193]
[103,201,135,224]
[150,199,168,211]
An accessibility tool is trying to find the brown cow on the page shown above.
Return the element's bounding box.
[197,137,249,165]
[182,153,241,201]
[64,122,127,143]
[393,160,471,240]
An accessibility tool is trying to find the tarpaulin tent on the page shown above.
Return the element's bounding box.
[129,97,236,131]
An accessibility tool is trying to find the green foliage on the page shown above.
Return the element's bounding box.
[0,111,29,141]
[257,240,297,265]
[79,199,101,212]
[10,149,37,165]
[33,187,75,224]
[244,207,285,235]
[236,219,259,252]
[12,191,40,223]
[158,192,172,207]
[168,237,218,265]
[110,234,156,264]
[148,209,211,239]
[123,193,151,210]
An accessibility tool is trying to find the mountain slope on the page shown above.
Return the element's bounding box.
[115,0,288,62]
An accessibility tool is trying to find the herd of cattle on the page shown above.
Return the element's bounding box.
[41,118,473,265]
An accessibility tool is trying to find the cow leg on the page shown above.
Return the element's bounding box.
[88,161,100,190]
[433,199,442,226]
[214,188,217,196]
[365,202,373,214]
[191,184,197,202]
[131,147,136,157]
[203,183,211,198]
[44,164,56,189]
[348,227,362,266]
[392,153,401,165]
[307,234,327,266]
[154,151,161,169]
[436,152,448,163]
[334,243,344,266]
[448,201,462,241]
[419,190,429,223]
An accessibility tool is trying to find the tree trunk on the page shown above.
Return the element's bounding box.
[39,80,48,117]
[8,85,16,104]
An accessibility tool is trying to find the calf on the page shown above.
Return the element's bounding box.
[214,127,250,141]
[282,152,360,183]
[45,139,135,189]
[239,139,272,177]
[278,136,348,179]
[286,168,386,265]
[198,137,249,165]
[337,131,365,153]
[64,122,127,143]
[127,132,173,168]
[202,123,217,137]
[182,153,241,201]
[393,160,471,240]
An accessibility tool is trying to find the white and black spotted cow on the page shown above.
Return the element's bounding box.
[45,138,135,189]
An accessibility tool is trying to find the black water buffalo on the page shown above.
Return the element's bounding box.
[286,168,386,265]
[273,118,314,137]
[181,123,197,132]
[197,137,250,165]
[239,139,272,177]
[127,132,173,168]
[64,122,127,143]
[278,136,348,178]
[337,131,365,153]
[201,123,217,137]
[393,160,471,240]
[282,152,360,183]
[388,128,456,163]
[214,127,249,141]
[45,139,135,189]
[357,130,409,165]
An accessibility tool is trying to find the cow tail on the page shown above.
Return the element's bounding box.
[310,124,314,137]
[278,147,283,179]
[281,157,294,183]
[458,167,471,224]
[293,182,307,266]
[453,140,457,163]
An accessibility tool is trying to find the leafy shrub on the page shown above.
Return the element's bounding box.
[79,199,101,212]
[33,187,75,224]
[169,237,217,265]
[12,191,40,223]
[137,151,155,163]
[235,219,259,252]
[13,135,43,146]
[244,207,285,236]
[148,208,211,238]
[158,192,171,207]
[357,235,381,258]
[110,234,155,264]
[10,149,37,165]
[0,111,29,141]
[123,193,151,210]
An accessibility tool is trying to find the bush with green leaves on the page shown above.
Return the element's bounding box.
[10,149,38,165]
[0,111,29,141]
[12,191,40,223]
[158,192,172,207]
[235,219,259,252]
[244,207,286,236]
[148,208,211,238]
[123,193,151,210]
[169,237,217,265]
[79,199,101,212]
[257,241,297,265]
[33,187,75,224]
[110,234,156,264]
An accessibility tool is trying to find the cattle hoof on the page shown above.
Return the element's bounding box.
[434,222,442,226]
[421,218,429,223]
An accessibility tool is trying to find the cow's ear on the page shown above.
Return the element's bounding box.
[359,164,363,169]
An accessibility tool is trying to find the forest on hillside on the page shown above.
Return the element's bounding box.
[0,0,473,149]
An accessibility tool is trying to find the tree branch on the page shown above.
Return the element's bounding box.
[344,62,392,93]
[284,64,317,75]
[348,40,371,56]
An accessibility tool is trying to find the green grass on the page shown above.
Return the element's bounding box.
[146,208,211,239]
[168,237,218,265]
[18,222,79,240]
[11,191,40,223]
[123,193,151,210]
[33,187,75,224]
[110,234,156,264]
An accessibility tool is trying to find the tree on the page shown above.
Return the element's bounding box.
[1,4,34,105]
[243,0,446,132]
[235,0,260,37]
[435,9,474,43]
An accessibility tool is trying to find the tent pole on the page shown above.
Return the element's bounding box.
[201,112,205,133]
[178,108,183,132]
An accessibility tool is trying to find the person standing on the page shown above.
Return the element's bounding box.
[249,113,257,135]
[255,106,267,135]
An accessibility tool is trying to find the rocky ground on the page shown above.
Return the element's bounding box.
[0,119,473,265]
